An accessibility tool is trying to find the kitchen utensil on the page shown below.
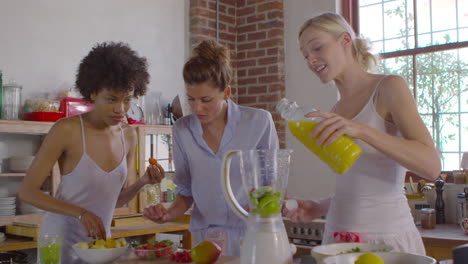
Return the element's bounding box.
[311,243,393,264]
[323,251,436,264]
[222,149,294,264]
[409,176,417,194]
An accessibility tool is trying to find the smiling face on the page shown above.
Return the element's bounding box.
[90,88,134,126]
[299,26,350,83]
[186,81,230,125]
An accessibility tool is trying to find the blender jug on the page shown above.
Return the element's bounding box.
[221,149,294,264]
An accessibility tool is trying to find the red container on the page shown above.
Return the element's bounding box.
[59,97,94,117]
[21,111,65,122]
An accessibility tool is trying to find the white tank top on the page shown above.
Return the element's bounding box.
[326,76,413,233]
[40,115,128,263]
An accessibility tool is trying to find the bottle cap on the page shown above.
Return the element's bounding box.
[285,199,298,210]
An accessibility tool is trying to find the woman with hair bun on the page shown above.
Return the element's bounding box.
[282,13,440,254]
[143,40,279,256]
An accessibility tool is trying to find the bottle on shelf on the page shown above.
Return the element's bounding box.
[276,98,362,174]
[435,178,445,224]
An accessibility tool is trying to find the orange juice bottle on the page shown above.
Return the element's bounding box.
[277,98,362,174]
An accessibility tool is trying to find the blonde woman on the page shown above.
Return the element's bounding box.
[283,13,440,255]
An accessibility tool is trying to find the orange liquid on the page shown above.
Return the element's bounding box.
[288,120,362,174]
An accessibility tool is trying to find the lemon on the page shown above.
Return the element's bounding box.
[354,253,385,264]
[105,238,116,248]
[77,242,89,249]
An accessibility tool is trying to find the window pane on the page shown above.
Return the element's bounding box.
[462,113,468,152]
[416,0,431,35]
[416,0,464,47]
[370,40,384,54]
[418,33,432,47]
[421,114,434,139]
[432,30,458,45]
[360,3,384,43]
[459,0,468,28]
[378,56,413,85]
[383,0,413,41]
[461,48,468,112]
[431,0,457,33]
[439,114,460,152]
[460,28,468,43]
[441,152,460,171]
[416,50,464,113]
[361,0,382,5]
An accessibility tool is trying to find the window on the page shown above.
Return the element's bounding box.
[345,0,468,170]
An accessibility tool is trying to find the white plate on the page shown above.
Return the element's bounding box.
[0,212,16,216]
[0,205,16,210]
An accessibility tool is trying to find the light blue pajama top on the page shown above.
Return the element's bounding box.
[172,99,279,233]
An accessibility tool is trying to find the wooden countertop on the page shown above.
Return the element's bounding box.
[0,222,189,252]
[118,256,239,264]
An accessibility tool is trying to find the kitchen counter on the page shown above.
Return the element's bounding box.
[118,256,239,264]
[420,224,468,260]
[0,221,190,252]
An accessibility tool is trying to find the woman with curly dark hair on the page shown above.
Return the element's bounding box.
[19,42,164,263]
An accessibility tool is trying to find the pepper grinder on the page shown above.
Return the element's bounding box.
[435,178,445,224]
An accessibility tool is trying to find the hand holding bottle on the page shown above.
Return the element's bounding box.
[282,198,324,222]
[277,98,362,174]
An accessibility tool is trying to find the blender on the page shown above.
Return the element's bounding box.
[221,149,294,264]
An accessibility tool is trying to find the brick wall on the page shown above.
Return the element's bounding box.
[189,0,286,147]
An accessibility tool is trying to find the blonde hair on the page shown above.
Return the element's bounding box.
[183,40,232,91]
[299,13,378,71]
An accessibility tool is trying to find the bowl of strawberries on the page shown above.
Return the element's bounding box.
[132,239,176,260]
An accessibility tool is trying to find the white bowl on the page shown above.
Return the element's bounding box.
[311,243,394,264]
[323,252,436,264]
[8,156,34,172]
[72,244,128,264]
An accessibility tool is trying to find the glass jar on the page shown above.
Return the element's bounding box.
[2,81,22,120]
[420,208,436,229]
[414,203,431,227]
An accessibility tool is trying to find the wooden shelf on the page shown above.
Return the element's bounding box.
[0,173,26,177]
[0,120,54,134]
[0,237,37,251]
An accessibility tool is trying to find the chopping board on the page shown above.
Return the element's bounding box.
[5,214,42,240]
[117,256,239,264]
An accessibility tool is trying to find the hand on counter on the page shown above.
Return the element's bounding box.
[143,203,172,223]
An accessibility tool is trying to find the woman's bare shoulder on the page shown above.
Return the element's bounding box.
[121,123,137,144]
[49,115,82,136]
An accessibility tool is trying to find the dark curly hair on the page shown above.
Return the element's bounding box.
[183,40,232,91]
[76,42,149,101]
